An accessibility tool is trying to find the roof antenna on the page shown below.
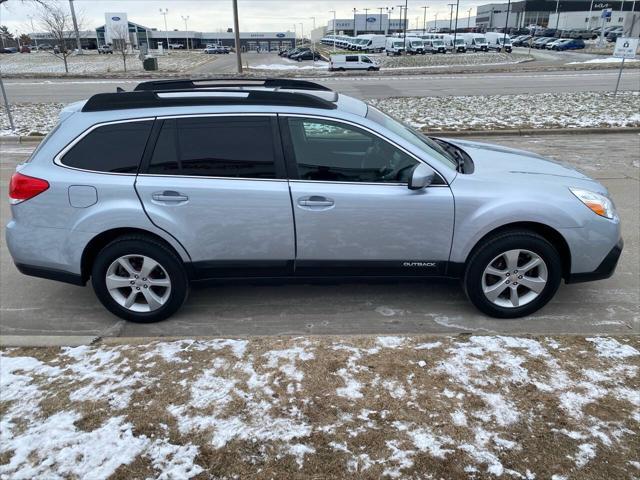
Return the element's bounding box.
[116,87,125,93]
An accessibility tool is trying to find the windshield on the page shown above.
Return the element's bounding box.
[454,39,465,44]
[366,105,457,171]
[475,37,487,43]
[393,42,404,47]
[411,40,424,47]
[432,40,443,46]
[498,38,511,44]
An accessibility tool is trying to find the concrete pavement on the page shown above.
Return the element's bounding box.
[4,68,639,103]
[1,133,638,339]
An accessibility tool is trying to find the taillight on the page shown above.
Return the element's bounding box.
[9,172,49,204]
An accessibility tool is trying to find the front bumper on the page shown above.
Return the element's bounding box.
[566,238,623,284]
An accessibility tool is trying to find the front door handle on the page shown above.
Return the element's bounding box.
[152,190,189,203]
[297,196,335,208]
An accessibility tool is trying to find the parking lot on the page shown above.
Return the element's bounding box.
[1,133,637,340]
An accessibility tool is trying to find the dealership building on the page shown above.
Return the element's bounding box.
[30,13,296,51]
[475,0,638,31]
[326,13,408,36]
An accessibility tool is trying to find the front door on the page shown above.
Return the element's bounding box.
[281,116,455,277]
[136,115,295,278]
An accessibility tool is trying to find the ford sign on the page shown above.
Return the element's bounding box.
[111,16,121,21]
[366,17,377,22]
[276,33,285,37]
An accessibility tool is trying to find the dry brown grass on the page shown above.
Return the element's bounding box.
[1,335,638,479]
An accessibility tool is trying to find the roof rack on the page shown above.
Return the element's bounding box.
[81,89,337,113]
[133,78,333,92]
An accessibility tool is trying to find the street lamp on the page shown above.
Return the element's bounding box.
[329,10,336,52]
[453,0,460,53]
[421,6,429,33]
[353,8,358,36]
[364,8,369,32]
[386,7,394,34]
[299,23,304,45]
[379,8,385,34]
[293,24,297,47]
[397,5,404,36]
[467,8,473,28]
[27,15,37,49]
[310,17,316,62]
[448,3,455,31]
[181,15,190,50]
[159,8,169,52]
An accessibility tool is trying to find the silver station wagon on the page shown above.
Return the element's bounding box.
[6,79,623,322]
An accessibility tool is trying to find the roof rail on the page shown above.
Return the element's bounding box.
[81,89,337,113]
[133,78,333,92]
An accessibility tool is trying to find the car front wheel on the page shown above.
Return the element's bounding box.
[463,230,562,318]
[91,235,189,323]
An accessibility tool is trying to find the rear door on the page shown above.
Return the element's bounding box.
[136,114,295,278]
[281,115,455,277]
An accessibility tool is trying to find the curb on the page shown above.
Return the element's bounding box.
[0,335,99,348]
[3,127,639,144]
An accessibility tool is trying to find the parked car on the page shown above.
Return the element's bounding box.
[443,34,467,52]
[555,38,586,50]
[606,28,624,42]
[460,33,489,52]
[546,38,569,49]
[485,32,512,52]
[353,34,387,52]
[424,39,447,54]
[0,47,17,53]
[279,47,296,57]
[6,78,622,323]
[98,45,114,54]
[532,37,555,49]
[512,35,532,46]
[168,43,184,49]
[568,29,593,39]
[329,54,379,71]
[284,47,311,58]
[405,37,427,54]
[204,46,228,54]
[290,50,321,61]
[385,37,405,55]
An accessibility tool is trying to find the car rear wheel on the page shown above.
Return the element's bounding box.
[463,230,562,318]
[91,235,189,323]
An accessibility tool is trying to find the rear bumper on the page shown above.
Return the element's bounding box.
[566,238,623,284]
[15,262,85,286]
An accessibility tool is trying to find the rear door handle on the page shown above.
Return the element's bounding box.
[297,196,334,207]
[152,190,189,203]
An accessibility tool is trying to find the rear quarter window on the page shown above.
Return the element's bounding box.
[60,120,154,173]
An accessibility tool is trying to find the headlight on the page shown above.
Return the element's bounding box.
[570,188,617,220]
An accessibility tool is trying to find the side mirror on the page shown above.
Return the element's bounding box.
[408,163,435,190]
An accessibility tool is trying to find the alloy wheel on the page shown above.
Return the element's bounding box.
[481,249,548,308]
[105,255,172,312]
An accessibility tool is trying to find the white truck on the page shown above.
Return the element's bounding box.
[404,37,426,54]
[329,54,380,71]
[485,32,513,52]
[460,33,489,52]
[442,34,467,53]
[355,34,387,52]
[385,37,406,55]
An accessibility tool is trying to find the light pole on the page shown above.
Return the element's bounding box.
[181,16,190,50]
[467,8,473,28]
[330,10,336,52]
[353,8,358,36]
[232,0,242,73]
[453,0,459,52]
[299,23,304,45]
[159,8,169,52]
[310,17,316,61]
[554,0,560,30]
[69,0,83,54]
[27,15,37,49]
[403,0,408,45]
[364,8,369,32]
[587,0,594,29]
[293,24,297,47]
[397,5,404,35]
[421,6,429,33]
[448,3,455,31]
[386,7,394,34]
[435,12,438,31]
[502,0,511,46]
[379,7,385,34]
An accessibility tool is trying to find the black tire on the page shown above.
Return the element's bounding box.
[463,230,562,319]
[91,235,189,323]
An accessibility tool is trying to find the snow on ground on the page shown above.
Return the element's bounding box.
[1,335,638,479]
[568,56,640,65]
[376,52,531,69]
[369,91,640,131]
[250,61,329,70]
[0,50,214,75]
[4,90,639,136]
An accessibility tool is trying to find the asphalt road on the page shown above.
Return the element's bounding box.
[4,68,640,102]
[1,133,638,339]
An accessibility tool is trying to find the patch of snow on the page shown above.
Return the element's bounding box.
[568,56,639,64]
[376,336,407,348]
[586,337,639,358]
[146,440,203,480]
[574,443,597,468]
[288,444,316,469]
[415,341,442,350]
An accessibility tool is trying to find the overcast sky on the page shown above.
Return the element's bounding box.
[0,0,479,34]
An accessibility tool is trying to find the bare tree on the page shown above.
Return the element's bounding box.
[111,23,131,72]
[37,3,79,73]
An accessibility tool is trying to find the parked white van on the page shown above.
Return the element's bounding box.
[385,37,406,55]
[485,32,513,52]
[404,37,426,54]
[461,33,489,52]
[442,34,467,53]
[424,38,447,54]
[355,34,387,52]
[329,54,380,71]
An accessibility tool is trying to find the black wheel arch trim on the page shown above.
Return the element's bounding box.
[15,263,86,286]
[565,239,623,284]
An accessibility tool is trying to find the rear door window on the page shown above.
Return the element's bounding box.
[60,120,153,173]
[147,116,280,179]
